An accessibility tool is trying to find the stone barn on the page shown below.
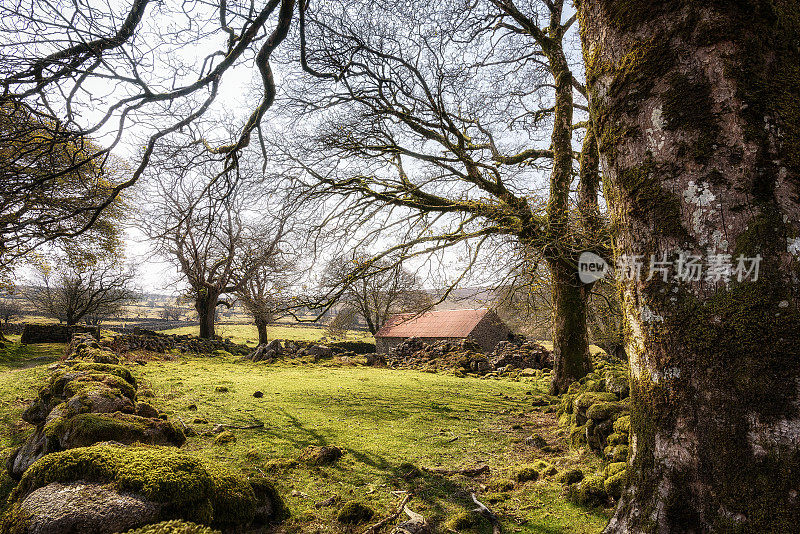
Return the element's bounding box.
[374,308,512,354]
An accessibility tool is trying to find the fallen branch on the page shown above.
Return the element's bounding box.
[362,492,411,534]
[392,505,430,534]
[471,493,501,534]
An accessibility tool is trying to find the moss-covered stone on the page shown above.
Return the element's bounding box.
[556,469,584,485]
[7,444,284,528]
[586,401,628,421]
[336,501,373,524]
[512,465,539,483]
[604,468,629,500]
[212,432,236,446]
[574,392,617,411]
[298,445,343,466]
[533,460,558,477]
[612,414,630,434]
[44,413,185,449]
[567,475,608,507]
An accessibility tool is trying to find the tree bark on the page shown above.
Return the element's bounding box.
[548,258,593,394]
[255,319,269,345]
[577,1,800,531]
[196,291,219,339]
[544,33,595,392]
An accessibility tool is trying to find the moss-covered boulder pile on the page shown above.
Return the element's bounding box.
[564,462,630,507]
[556,356,631,459]
[6,335,185,479]
[0,444,287,534]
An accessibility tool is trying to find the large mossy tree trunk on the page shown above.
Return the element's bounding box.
[548,258,593,395]
[577,1,800,532]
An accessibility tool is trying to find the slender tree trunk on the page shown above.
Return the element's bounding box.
[255,319,269,345]
[545,44,594,392]
[577,1,800,531]
[548,258,593,394]
[196,291,219,339]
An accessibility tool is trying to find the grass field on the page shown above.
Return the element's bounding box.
[160,323,375,346]
[0,340,611,533]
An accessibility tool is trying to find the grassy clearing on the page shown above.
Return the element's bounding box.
[0,340,611,533]
[160,323,374,346]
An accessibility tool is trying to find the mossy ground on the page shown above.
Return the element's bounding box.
[0,339,611,533]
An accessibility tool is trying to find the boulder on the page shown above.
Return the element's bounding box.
[6,481,161,534]
[306,345,333,359]
[1,444,287,532]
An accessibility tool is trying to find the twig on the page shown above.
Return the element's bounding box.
[362,492,411,534]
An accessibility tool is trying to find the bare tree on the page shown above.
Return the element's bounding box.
[274,0,606,391]
[234,223,297,345]
[0,0,308,261]
[25,256,137,326]
[577,1,800,531]
[141,147,296,340]
[160,305,181,322]
[322,254,431,335]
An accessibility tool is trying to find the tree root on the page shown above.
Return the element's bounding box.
[471,492,501,534]
[392,503,430,534]
[362,492,411,534]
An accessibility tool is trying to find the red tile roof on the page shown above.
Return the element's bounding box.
[374,308,491,339]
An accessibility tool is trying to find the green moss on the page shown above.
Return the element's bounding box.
[262,458,298,472]
[213,431,236,446]
[60,372,137,401]
[662,72,718,162]
[604,469,629,500]
[610,445,629,463]
[567,475,608,507]
[612,415,630,434]
[586,401,628,421]
[66,362,137,389]
[512,465,539,483]
[487,478,514,492]
[557,469,584,485]
[574,392,617,411]
[249,477,290,522]
[336,501,373,524]
[122,520,221,534]
[604,462,628,478]
[534,460,558,477]
[615,160,688,239]
[606,432,627,446]
[44,413,184,448]
[9,444,283,528]
[445,510,483,531]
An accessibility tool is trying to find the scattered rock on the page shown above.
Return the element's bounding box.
[314,495,341,508]
[299,445,343,466]
[253,391,263,398]
[214,386,229,393]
